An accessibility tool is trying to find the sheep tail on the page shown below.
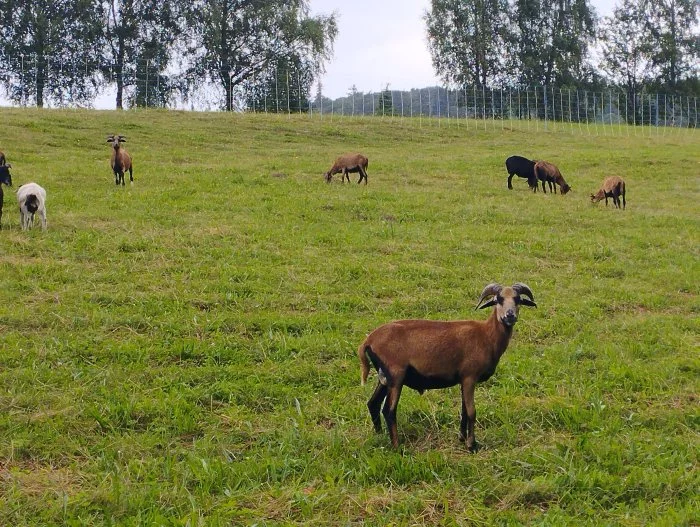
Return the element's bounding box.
[359,341,371,385]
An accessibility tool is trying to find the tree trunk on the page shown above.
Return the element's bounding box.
[669,0,677,87]
[223,71,233,111]
[35,54,45,108]
[115,35,125,110]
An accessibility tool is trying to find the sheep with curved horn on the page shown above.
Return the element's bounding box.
[358,282,536,450]
[107,134,133,186]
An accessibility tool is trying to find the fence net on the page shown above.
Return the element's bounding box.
[1,55,698,136]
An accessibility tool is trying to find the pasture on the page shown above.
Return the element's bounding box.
[0,108,698,525]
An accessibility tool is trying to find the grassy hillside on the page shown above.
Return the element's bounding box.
[0,109,698,525]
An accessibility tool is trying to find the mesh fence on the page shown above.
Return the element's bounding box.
[1,55,698,135]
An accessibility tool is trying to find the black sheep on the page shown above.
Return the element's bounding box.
[0,164,14,229]
[505,155,538,190]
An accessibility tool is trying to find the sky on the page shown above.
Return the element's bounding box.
[309,0,617,99]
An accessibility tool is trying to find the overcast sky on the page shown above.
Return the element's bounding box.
[309,0,617,99]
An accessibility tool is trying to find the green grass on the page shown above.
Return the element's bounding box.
[0,108,698,525]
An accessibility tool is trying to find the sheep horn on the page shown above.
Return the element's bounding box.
[511,283,534,301]
[475,283,502,309]
[512,283,536,307]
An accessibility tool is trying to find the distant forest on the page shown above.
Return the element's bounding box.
[0,0,697,111]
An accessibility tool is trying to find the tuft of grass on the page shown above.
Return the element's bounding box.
[0,109,698,525]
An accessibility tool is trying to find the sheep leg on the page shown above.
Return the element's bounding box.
[39,209,47,230]
[358,166,368,185]
[342,169,349,183]
[382,384,403,448]
[507,173,514,190]
[605,196,609,207]
[459,379,477,451]
[541,180,547,193]
[367,381,388,433]
[129,166,134,183]
[622,192,626,210]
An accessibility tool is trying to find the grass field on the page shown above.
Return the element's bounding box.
[0,108,698,525]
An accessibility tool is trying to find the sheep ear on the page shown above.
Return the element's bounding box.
[119,136,127,142]
[476,298,497,310]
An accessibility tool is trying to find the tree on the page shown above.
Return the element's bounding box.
[0,0,102,107]
[426,0,509,87]
[99,0,183,109]
[376,84,393,116]
[186,0,336,111]
[245,53,314,113]
[599,0,651,95]
[510,0,596,86]
[643,0,699,90]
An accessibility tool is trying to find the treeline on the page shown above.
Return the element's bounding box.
[0,0,336,110]
[426,0,699,97]
[0,0,697,111]
[315,85,698,129]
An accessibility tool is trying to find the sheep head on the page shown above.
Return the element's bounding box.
[324,171,333,183]
[590,190,604,203]
[476,282,536,327]
[560,183,572,194]
[107,135,127,148]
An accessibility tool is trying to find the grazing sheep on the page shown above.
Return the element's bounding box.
[0,164,13,229]
[505,155,538,190]
[17,182,47,231]
[324,153,369,184]
[358,282,536,450]
[534,161,571,194]
[107,135,133,186]
[591,176,626,209]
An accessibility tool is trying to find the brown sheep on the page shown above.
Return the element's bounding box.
[324,153,369,184]
[107,135,133,186]
[534,161,571,194]
[358,282,536,450]
[591,176,626,209]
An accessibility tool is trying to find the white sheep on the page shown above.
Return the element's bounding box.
[17,182,47,231]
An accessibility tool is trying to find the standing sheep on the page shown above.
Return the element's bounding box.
[17,182,47,231]
[107,135,133,186]
[0,164,13,229]
[591,176,626,209]
[534,161,571,194]
[324,153,369,184]
[359,282,536,450]
[505,155,538,190]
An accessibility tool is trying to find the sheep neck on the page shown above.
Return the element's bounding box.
[485,308,514,362]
